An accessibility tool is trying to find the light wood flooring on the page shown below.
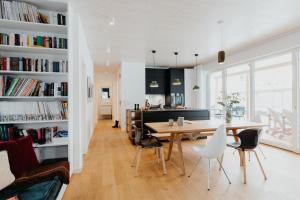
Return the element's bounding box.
[63,120,300,200]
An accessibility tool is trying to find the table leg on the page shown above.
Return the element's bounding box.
[232,129,243,166]
[166,133,175,161]
[176,133,185,175]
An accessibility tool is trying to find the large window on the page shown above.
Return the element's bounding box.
[226,64,250,119]
[207,51,297,150]
[254,53,293,147]
[209,71,223,118]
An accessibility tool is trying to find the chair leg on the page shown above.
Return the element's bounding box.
[131,146,140,167]
[208,159,211,191]
[217,158,231,184]
[134,147,143,177]
[242,151,247,184]
[187,157,202,178]
[218,153,224,171]
[253,150,267,180]
[258,145,267,159]
[155,148,160,163]
[159,147,167,175]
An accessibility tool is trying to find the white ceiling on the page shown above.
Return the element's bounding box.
[70,0,300,68]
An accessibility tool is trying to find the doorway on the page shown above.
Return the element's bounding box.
[98,87,112,120]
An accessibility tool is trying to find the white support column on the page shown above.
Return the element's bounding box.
[292,49,300,152]
[249,61,255,121]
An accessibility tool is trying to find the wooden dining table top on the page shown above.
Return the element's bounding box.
[145,120,266,134]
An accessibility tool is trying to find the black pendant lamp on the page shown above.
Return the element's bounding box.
[217,20,225,64]
[149,50,159,88]
[172,52,182,86]
[193,53,200,90]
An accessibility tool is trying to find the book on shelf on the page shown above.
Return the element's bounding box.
[0,0,67,25]
[0,56,68,72]
[0,76,68,97]
[0,32,68,49]
[0,101,68,122]
[0,124,68,145]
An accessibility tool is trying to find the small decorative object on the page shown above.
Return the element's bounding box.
[177,117,184,126]
[193,85,200,90]
[217,93,241,123]
[168,119,174,126]
[87,77,93,99]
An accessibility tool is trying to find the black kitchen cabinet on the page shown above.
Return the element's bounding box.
[169,68,184,93]
[145,68,168,94]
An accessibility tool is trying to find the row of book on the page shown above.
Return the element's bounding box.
[0,125,68,144]
[0,33,68,49]
[0,101,68,122]
[0,0,67,25]
[0,56,68,72]
[0,76,68,97]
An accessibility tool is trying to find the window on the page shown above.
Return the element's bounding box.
[226,64,250,119]
[209,71,223,118]
[254,53,293,147]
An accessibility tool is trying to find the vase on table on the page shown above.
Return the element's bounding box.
[225,110,232,123]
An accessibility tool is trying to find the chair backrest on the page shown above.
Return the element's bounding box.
[238,129,259,150]
[203,124,227,158]
[133,125,142,145]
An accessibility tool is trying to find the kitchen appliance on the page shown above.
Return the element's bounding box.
[171,93,184,107]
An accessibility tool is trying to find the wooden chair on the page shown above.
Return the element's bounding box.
[131,125,167,176]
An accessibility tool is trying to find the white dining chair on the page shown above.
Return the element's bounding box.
[188,124,231,190]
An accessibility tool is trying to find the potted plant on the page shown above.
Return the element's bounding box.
[217,92,241,123]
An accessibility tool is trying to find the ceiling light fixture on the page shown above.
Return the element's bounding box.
[109,17,115,26]
[149,50,159,88]
[193,53,200,90]
[217,20,225,64]
[172,52,182,86]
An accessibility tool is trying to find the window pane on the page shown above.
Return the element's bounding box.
[226,64,250,120]
[254,53,293,147]
[209,71,223,118]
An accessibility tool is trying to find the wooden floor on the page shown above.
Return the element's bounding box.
[63,120,300,200]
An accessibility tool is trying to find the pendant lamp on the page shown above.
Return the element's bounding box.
[193,53,200,90]
[149,50,159,88]
[218,20,225,64]
[172,52,182,86]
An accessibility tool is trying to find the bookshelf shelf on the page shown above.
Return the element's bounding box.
[0,19,67,34]
[33,137,68,148]
[0,45,67,55]
[0,71,68,76]
[0,96,68,101]
[0,120,68,125]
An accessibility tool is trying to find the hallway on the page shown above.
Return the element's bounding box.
[63,120,300,200]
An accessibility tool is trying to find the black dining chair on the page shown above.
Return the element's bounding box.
[226,128,267,184]
[131,125,167,176]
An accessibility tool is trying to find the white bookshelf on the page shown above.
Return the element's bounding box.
[0,96,68,101]
[0,71,67,76]
[33,137,68,148]
[0,120,68,125]
[0,19,67,34]
[0,45,67,55]
[0,0,69,166]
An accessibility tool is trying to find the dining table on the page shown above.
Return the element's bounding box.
[145,119,266,175]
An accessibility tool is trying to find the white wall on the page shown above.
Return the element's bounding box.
[120,62,145,131]
[69,5,94,173]
[184,66,206,108]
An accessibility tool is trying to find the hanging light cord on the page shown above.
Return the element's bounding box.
[152,51,156,67]
[218,20,224,50]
